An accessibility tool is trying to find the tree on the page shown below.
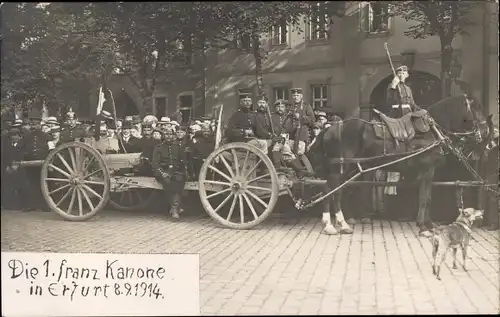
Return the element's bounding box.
[196,1,346,99]
[386,1,481,98]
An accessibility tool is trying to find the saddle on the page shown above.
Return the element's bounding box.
[372,109,430,143]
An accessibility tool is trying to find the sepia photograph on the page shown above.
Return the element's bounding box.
[1,1,499,315]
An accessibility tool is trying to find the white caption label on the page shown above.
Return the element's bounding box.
[1,252,200,316]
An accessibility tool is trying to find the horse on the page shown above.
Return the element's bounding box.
[311,94,491,237]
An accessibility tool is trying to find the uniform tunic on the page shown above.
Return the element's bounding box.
[152,141,186,194]
[139,136,160,161]
[226,109,257,142]
[255,111,273,139]
[386,82,418,118]
[60,126,86,144]
[285,102,315,143]
[23,130,49,161]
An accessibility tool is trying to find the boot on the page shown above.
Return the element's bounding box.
[271,151,290,172]
[288,158,313,178]
[169,194,181,219]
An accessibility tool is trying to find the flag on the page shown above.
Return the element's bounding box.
[97,86,106,115]
[214,104,224,150]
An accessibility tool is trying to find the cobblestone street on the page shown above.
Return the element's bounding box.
[1,208,499,315]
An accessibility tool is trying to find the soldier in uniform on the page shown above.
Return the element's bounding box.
[3,128,36,211]
[254,95,274,155]
[152,128,186,219]
[287,88,316,157]
[386,65,420,118]
[23,109,50,211]
[225,93,267,153]
[60,111,86,143]
[137,122,159,176]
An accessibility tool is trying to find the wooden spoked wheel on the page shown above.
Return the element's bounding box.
[41,142,110,221]
[109,189,158,211]
[199,142,279,229]
[299,154,314,174]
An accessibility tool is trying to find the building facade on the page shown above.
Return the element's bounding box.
[97,1,498,126]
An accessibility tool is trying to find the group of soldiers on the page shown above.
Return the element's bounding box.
[0,107,219,217]
[1,86,338,218]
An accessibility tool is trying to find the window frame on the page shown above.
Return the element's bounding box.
[177,91,195,123]
[309,83,329,110]
[270,20,290,47]
[359,1,392,36]
[269,82,292,105]
[306,2,331,43]
[154,96,168,117]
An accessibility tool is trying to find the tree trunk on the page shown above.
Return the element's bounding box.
[251,26,265,98]
[440,42,453,98]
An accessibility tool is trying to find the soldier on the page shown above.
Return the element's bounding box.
[23,109,50,211]
[287,88,316,157]
[60,111,86,143]
[3,128,36,211]
[386,65,420,118]
[152,128,186,219]
[226,93,267,153]
[138,122,160,174]
[270,99,310,176]
[254,95,274,155]
[118,120,141,153]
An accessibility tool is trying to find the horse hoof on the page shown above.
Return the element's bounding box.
[347,218,357,225]
[419,230,432,238]
[361,218,372,224]
[323,225,339,235]
[340,227,354,235]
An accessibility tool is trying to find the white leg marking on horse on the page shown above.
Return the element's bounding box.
[336,210,353,234]
[322,212,338,235]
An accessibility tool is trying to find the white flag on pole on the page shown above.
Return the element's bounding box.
[97,86,106,115]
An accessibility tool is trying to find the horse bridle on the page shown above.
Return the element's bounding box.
[435,95,487,143]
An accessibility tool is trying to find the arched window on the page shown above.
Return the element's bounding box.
[370,71,441,115]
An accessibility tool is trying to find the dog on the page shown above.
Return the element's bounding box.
[431,207,484,280]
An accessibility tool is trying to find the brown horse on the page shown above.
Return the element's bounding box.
[312,94,491,237]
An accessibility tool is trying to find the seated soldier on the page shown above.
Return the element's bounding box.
[151,128,186,219]
[137,123,159,176]
[286,88,315,158]
[225,92,267,153]
[254,95,274,155]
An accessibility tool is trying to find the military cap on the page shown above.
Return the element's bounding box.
[396,65,408,72]
[290,88,303,94]
[239,92,252,100]
[9,128,21,137]
[122,120,133,129]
